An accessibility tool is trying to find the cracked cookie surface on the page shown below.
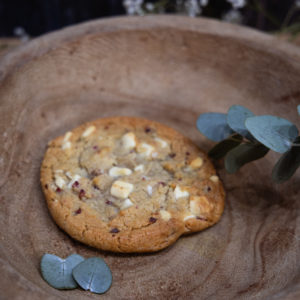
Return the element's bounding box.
[40,116,225,253]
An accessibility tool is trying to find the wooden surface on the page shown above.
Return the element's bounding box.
[0,16,300,299]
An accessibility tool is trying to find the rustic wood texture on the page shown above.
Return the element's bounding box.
[0,16,300,299]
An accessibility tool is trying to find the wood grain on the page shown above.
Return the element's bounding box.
[0,16,300,299]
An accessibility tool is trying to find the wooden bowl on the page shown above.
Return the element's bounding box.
[0,16,300,299]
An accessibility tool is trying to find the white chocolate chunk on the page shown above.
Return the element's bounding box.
[109,167,132,178]
[110,180,134,199]
[210,175,219,183]
[63,131,72,142]
[151,152,158,158]
[154,137,168,148]
[54,169,64,174]
[65,171,73,179]
[174,185,189,200]
[82,125,96,137]
[121,198,134,210]
[121,132,136,150]
[184,215,196,221]
[137,142,154,158]
[147,185,153,196]
[62,141,72,150]
[67,174,81,188]
[160,210,171,221]
[189,157,203,169]
[190,195,212,215]
[134,164,144,172]
[54,175,65,189]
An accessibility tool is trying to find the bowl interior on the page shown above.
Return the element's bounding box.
[1,17,300,299]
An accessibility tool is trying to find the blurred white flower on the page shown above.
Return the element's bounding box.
[13,26,29,42]
[226,0,247,9]
[222,9,243,23]
[145,2,155,11]
[123,0,144,15]
[296,0,300,8]
[200,0,209,7]
[184,0,201,17]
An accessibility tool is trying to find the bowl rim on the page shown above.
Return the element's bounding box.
[1,15,300,82]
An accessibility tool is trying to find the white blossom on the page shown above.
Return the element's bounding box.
[222,9,243,23]
[123,0,144,15]
[296,0,300,8]
[200,0,209,6]
[145,2,155,11]
[13,26,29,42]
[226,0,247,9]
[184,0,201,17]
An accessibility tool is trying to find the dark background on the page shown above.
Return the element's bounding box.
[0,0,298,37]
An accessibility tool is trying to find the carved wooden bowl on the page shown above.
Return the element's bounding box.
[0,16,299,299]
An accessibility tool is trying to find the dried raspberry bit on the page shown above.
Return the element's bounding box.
[105,200,113,205]
[104,125,109,130]
[56,187,62,193]
[149,217,157,224]
[72,181,79,188]
[169,153,176,158]
[185,151,190,156]
[196,216,207,221]
[178,178,182,181]
[205,186,211,192]
[110,228,119,234]
[92,145,99,150]
[142,176,146,181]
[158,181,166,186]
[74,208,82,215]
[79,189,86,199]
[144,126,151,133]
[44,184,48,189]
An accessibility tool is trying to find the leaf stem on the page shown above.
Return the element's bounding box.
[249,0,281,28]
[281,3,299,30]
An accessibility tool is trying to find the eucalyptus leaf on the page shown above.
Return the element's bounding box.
[245,115,299,153]
[208,134,243,160]
[225,143,269,173]
[227,105,254,139]
[272,136,300,183]
[72,257,112,294]
[196,113,233,142]
[298,105,300,115]
[40,254,85,289]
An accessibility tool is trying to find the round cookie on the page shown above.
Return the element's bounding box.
[40,117,225,253]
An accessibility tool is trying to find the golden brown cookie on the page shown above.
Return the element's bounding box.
[40,117,225,253]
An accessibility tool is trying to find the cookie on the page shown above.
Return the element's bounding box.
[40,117,225,253]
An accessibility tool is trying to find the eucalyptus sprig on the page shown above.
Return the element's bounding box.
[197,105,300,183]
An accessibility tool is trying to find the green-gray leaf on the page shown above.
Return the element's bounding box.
[225,143,269,173]
[40,254,85,289]
[245,115,299,153]
[272,136,300,183]
[208,134,243,160]
[72,257,112,294]
[196,113,233,142]
[227,105,254,139]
